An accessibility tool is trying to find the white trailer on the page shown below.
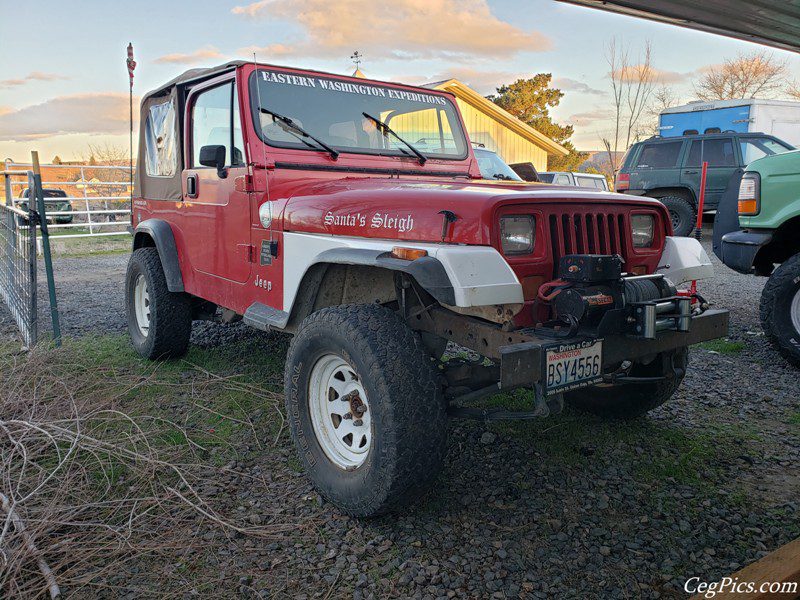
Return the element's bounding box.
[659,99,800,146]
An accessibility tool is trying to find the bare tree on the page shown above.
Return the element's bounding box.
[786,81,800,100]
[79,143,131,222]
[602,39,657,173]
[641,85,680,137]
[694,50,788,100]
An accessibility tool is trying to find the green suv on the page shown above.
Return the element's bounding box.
[616,133,793,236]
[719,149,800,367]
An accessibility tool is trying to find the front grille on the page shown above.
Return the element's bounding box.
[548,211,628,276]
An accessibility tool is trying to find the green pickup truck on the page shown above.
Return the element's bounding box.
[718,150,800,366]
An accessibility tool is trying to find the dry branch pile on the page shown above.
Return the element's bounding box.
[0,343,292,598]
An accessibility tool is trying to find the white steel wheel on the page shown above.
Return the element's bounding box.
[308,353,372,470]
[791,288,800,334]
[133,273,151,337]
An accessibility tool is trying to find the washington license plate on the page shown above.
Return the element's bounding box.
[543,339,603,396]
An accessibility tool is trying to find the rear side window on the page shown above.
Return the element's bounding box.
[740,137,793,163]
[636,142,682,168]
[539,173,555,183]
[703,138,735,167]
[575,175,605,189]
[554,174,571,185]
[144,100,177,177]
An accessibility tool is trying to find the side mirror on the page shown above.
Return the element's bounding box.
[199,144,227,178]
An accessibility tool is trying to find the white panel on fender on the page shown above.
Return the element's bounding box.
[281,232,523,312]
[656,236,714,285]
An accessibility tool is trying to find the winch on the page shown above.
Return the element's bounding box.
[539,254,693,339]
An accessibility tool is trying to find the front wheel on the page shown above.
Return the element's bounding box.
[760,253,800,367]
[565,349,688,419]
[285,304,447,517]
[125,247,192,359]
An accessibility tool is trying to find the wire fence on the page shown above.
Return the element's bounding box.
[1,170,38,348]
[2,155,62,348]
[2,159,134,241]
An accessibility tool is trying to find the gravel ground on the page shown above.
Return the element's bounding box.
[1,236,799,598]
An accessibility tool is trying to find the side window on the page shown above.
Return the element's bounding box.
[574,175,595,188]
[703,138,735,167]
[636,141,682,168]
[740,137,792,163]
[144,100,177,177]
[685,140,702,167]
[192,82,244,168]
[554,174,571,185]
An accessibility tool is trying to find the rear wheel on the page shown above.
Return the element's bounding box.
[125,247,192,359]
[760,253,800,367]
[658,195,696,237]
[565,349,688,419]
[285,304,447,517]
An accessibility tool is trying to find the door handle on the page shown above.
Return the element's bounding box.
[186,174,198,198]
[683,170,698,174]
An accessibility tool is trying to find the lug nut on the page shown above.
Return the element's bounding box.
[343,413,352,420]
[353,419,363,426]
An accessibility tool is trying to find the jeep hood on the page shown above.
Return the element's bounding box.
[281,176,668,245]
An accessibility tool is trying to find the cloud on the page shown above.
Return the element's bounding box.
[611,65,689,85]
[154,46,223,64]
[0,93,135,142]
[553,77,606,96]
[0,71,69,88]
[232,0,551,60]
[565,109,615,127]
[399,67,527,95]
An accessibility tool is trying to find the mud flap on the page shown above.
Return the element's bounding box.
[712,168,744,261]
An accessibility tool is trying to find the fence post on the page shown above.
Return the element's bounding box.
[31,151,61,347]
[80,165,94,235]
[26,171,38,348]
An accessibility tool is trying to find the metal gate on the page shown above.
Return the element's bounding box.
[1,154,61,348]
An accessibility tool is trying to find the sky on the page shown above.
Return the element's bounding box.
[3,0,800,162]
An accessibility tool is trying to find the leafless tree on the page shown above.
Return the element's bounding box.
[79,143,131,222]
[641,85,680,137]
[694,50,788,100]
[602,39,657,173]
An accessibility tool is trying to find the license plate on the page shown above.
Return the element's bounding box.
[543,339,603,396]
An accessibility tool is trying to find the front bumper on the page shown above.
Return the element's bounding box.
[720,229,773,274]
[499,309,729,389]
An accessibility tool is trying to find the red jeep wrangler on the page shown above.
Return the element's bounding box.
[127,61,729,516]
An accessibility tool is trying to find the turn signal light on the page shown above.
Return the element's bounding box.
[391,247,428,261]
[738,199,758,215]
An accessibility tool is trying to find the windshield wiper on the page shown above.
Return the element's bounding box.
[362,112,427,165]
[259,107,339,160]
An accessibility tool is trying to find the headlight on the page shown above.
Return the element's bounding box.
[500,215,535,254]
[631,214,655,248]
[738,172,760,216]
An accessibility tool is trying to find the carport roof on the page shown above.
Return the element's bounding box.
[558,1,800,53]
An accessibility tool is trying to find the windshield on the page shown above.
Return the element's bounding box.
[474,149,522,181]
[249,70,468,160]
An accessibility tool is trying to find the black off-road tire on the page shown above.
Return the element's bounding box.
[759,253,800,367]
[565,349,688,419]
[285,304,447,517]
[657,195,696,237]
[125,247,192,359]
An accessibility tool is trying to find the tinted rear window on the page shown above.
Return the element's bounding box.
[538,173,555,183]
[685,138,736,167]
[635,141,683,168]
[575,175,606,189]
